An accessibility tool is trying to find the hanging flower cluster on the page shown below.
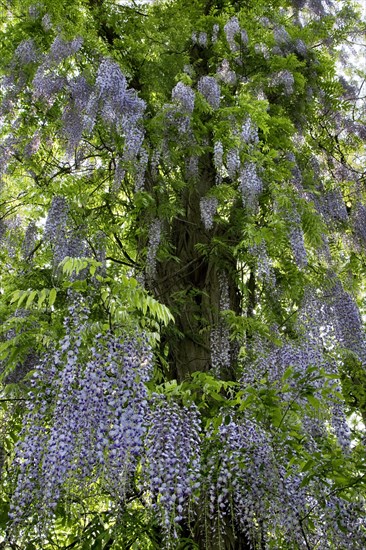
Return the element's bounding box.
[224,17,247,52]
[200,196,218,230]
[249,241,276,287]
[197,76,221,109]
[286,205,308,268]
[239,162,263,210]
[210,273,231,377]
[43,196,69,243]
[203,418,307,548]
[143,396,201,539]
[269,70,295,95]
[2,44,146,162]
[172,82,195,115]
[9,303,153,528]
[146,218,162,279]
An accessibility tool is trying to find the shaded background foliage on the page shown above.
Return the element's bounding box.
[0,0,365,548]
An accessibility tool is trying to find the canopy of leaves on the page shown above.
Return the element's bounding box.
[0,0,365,548]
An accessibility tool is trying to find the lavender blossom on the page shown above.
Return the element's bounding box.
[239,162,263,210]
[226,148,241,179]
[241,117,259,145]
[62,105,84,154]
[218,272,230,311]
[224,17,241,52]
[352,204,366,248]
[146,219,162,279]
[22,221,38,259]
[213,141,223,171]
[210,273,231,377]
[323,189,348,223]
[41,14,52,31]
[24,132,41,158]
[96,58,127,113]
[69,75,92,111]
[204,418,305,547]
[331,402,351,453]
[9,304,153,529]
[286,206,307,268]
[249,241,276,287]
[172,82,195,114]
[274,26,291,47]
[32,66,66,104]
[14,39,38,65]
[200,197,218,230]
[295,39,308,57]
[134,148,149,192]
[44,196,69,243]
[212,24,220,43]
[327,279,366,365]
[289,227,308,268]
[270,70,295,95]
[255,43,271,60]
[217,59,237,86]
[210,324,230,376]
[198,32,208,47]
[28,4,40,18]
[95,58,145,156]
[186,155,199,179]
[48,35,83,65]
[143,397,201,539]
[197,76,221,109]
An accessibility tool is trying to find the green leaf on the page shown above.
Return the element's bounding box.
[25,290,37,309]
[38,288,49,308]
[49,288,57,306]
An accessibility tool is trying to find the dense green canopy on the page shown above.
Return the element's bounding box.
[0,0,365,548]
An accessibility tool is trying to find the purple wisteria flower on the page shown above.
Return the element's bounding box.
[239,162,263,210]
[197,76,221,109]
[146,219,162,279]
[210,273,231,377]
[172,82,195,114]
[224,17,247,52]
[9,303,153,528]
[270,70,295,95]
[200,197,218,230]
[44,196,69,243]
[226,148,241,179]
[143,396,201,539]
[14,39,39,65]
[217,59,237,85]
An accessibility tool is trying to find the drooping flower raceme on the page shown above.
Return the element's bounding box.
[288,208,308,268]
[210,273,231,377]
[270,70,295,95]
[203,417,306,548]
[146,218,162,279]
[143,396,201,538]
[172,82,195,115]
[44,196,69,243]
[197,76,221,109]
[224,17,242,52]
[217,59,237,85]
[226,148,241,179]
[9,303,153,529]
[200,196,218,230]
[239,162,263,210]
[95,58,145,160]
[14,39,39,65]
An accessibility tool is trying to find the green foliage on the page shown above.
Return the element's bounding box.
[0,0,365,547]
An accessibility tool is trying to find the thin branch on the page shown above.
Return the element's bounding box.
[0,398,28,402]
[105,255,135,267]
[113,232,138,266]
